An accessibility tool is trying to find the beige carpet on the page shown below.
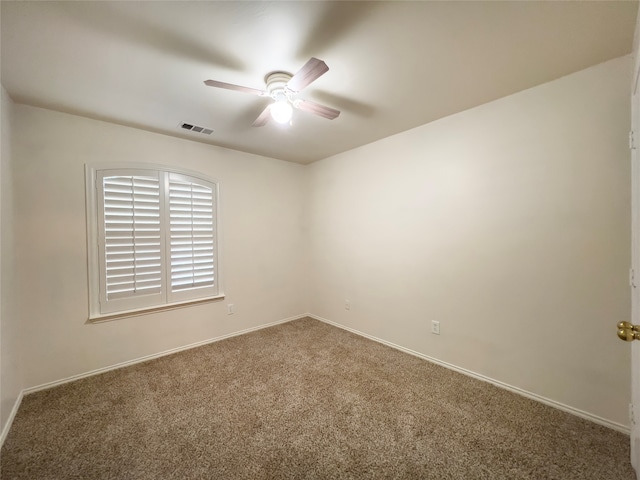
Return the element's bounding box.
[1,317,634,479]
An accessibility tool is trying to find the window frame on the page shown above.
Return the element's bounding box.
[85,163,224,321]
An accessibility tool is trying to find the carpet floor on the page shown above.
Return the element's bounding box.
[1,317,635,479]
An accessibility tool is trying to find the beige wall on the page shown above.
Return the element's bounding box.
[2,54,633,434]
[1,86,22,436]
[12,105,308,388]
[307,56,632,426]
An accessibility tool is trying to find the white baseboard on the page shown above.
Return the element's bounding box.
[23,314,307,396]
[308,313,630,435]
[0,390,23,448]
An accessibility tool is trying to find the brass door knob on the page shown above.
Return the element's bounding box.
[617,321,640,341]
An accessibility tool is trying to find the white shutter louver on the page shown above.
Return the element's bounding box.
[102,175,163,301]
[168,173,217,300]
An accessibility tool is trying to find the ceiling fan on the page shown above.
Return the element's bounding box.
[204,57,340,127]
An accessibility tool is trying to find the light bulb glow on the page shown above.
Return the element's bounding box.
[270,100,293,124]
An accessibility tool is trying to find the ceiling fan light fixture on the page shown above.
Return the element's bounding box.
[270,99,293,124]
[204,57,340,128]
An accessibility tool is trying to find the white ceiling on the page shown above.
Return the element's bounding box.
[1,1,637,164]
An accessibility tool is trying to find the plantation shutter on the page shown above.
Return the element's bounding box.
[167,173,217,302]
[97,170,165,313]
[90,167,219,317]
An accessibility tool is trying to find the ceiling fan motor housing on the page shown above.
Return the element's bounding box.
[265,72,293,100]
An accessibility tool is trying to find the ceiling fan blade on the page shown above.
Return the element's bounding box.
[295,99,340,120]
[204,80,266,96]
[252,105,271,127]
[286,57,329,93]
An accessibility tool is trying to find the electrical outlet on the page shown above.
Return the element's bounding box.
[431,321,440,335]
[345,300,351,310]
[227,304,235,315]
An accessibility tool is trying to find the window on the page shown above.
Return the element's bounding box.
[86,165,222,319]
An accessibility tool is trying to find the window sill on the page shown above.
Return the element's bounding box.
[88,295,226,323]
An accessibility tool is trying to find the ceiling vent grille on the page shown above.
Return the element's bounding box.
[179,122,213,135]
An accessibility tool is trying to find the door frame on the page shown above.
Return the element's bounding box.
[631,11,640,475]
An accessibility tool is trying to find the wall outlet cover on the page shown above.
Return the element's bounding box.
[431,321,440,335]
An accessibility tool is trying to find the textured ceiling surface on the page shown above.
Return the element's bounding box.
[1,1,637,164]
